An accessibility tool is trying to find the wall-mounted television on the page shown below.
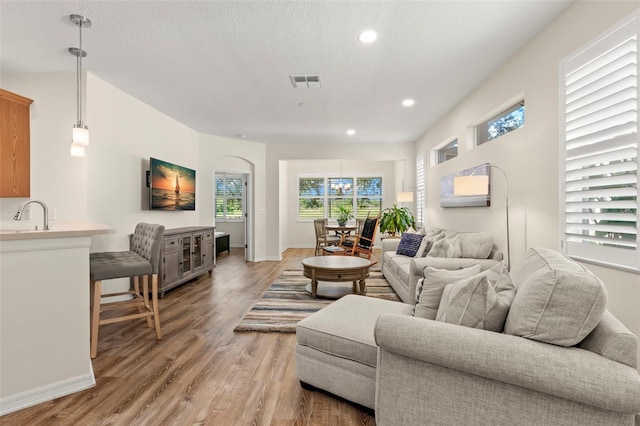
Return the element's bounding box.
[149,157,196,210]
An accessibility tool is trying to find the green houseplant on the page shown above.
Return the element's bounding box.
[336,205,354,226]
[379,204,416,236]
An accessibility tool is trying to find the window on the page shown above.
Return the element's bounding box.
[436,139,458,164]
[355,177,382,218]
[560,11,639,271]
[298,175,383,220]
[299,177,325,219]
[416,154,425,227]
[215,173,244,221]
[476,101,525,145]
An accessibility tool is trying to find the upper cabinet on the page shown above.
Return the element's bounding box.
[0,89,33,198]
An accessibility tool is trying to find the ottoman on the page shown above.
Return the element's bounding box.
[295,294,412,409]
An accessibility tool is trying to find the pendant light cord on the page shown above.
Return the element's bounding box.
[77,19,83,126]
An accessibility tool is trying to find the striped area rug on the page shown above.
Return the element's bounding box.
[233,270,400,333]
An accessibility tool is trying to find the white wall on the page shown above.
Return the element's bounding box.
[0,72,87,227]
[86,73,201,253]
[415,1,640,367]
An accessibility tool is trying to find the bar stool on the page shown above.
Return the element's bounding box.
[89,223,164,358]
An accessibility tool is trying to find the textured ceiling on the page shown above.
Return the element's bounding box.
[1,1,571,144]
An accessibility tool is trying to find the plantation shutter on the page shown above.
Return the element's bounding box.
[560,12,639,270]
[215,173,244,221]
[416,154,425,227]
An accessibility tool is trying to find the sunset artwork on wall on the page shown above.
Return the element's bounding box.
[149,157,196,210]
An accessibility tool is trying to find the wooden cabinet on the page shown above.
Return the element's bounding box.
[0,89,33,197]
[159,226,215,297]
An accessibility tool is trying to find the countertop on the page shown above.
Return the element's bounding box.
[0,222,114,241]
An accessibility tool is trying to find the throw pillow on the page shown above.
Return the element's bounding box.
[457,232,493,259]
[427,235,462,258]
[396,232,425,257]
[504,247,607,347]
[436,261,515,332]
[413,264,482,319]
[415,231,445,258]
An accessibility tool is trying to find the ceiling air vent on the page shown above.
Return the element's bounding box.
[290,75,321,89]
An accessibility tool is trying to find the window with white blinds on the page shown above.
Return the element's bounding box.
[416,154,425,227]
[215,173,245,222]
[560,11,639,271]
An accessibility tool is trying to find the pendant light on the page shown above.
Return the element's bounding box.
[69,14,91,157]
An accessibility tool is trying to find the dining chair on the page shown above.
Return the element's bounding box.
[314,218,341,255]
[89,222,164,358]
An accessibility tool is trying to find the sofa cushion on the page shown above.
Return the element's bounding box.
[457,232,493,259]
[396,232,425,257]
[436,261,515,332]
[296,294,413,368]
[427,235,462,258]
[504,248,607,347]
[413,264,481,320]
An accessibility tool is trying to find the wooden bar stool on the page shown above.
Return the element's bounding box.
[89,223,164,358]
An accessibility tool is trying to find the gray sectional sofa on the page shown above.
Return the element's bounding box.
[296,247,640,425]
[381,227,503,303]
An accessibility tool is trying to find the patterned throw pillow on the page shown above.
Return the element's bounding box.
[396,232,425,257]
[414,231,445,258]
[427,235,462,258]
[413,264,482,319]
[436,262,515,332]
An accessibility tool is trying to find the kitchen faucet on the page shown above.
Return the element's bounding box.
[14,200,49,231]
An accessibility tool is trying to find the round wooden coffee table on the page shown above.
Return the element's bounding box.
[301,256,372,298]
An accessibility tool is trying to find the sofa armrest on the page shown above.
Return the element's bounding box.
[381,238,401,253]
[374,314,640,413]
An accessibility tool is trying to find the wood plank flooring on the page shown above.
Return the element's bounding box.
[2,248,379,426]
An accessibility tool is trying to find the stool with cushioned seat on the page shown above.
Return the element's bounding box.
[89,222,165,358]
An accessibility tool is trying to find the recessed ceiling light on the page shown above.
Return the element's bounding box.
[298,102,308,108]
[347,129,356,136]
[358,30,377,43]
[235,134,247,139]
[402,99,415,107]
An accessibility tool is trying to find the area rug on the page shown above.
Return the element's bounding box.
[233,270,400,333]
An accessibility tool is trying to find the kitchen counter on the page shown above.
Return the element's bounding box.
[0,222,114,415]
[0,222,114,241]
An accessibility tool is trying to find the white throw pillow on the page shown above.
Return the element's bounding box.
[413,264,482,320]
[436,261,515,332]
[427,235,462,258]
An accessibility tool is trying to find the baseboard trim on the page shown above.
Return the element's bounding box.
[0,368,96,416]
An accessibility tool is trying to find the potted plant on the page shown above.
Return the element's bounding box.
[379,204,416,236]
[336,205,354,226]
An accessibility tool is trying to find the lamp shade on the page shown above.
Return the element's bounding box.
[70,142,85,157]
[396,191,414,203]
[72,125,89,146]
[454,175,489,196]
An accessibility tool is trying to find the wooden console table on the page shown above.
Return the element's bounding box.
[159,226,215,297]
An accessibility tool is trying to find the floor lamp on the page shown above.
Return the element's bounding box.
[454,164,510,270]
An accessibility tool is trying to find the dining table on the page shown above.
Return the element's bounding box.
[326,224,358,241]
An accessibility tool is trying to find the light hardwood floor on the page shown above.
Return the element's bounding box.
[2,248,380,425]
